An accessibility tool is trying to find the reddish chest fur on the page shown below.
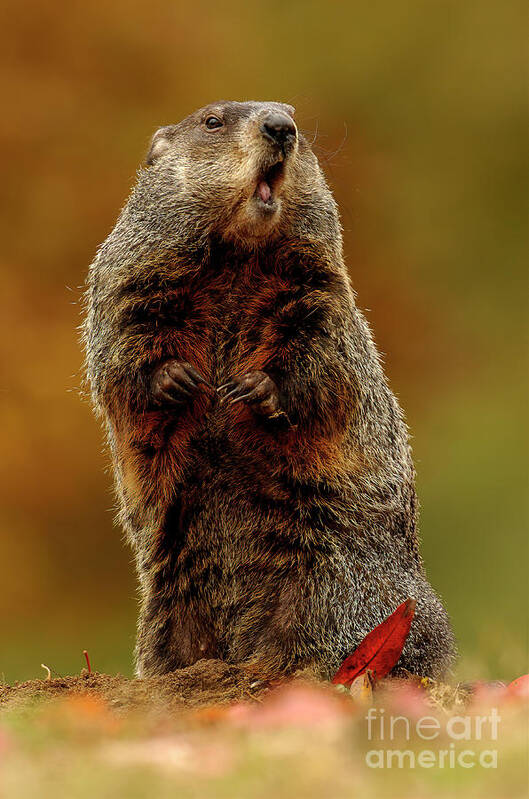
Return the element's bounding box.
[117,255,303,505]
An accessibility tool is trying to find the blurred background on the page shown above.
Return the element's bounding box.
[0,0,526,684]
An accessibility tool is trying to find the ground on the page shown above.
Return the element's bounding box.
[0,660,527,799]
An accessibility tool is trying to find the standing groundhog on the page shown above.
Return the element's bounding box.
[83,100,455,679]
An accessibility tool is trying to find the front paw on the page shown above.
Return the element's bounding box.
[217,370,288,421]
[150,360,212,408]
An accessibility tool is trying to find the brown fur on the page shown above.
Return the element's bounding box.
[83,101,455,679]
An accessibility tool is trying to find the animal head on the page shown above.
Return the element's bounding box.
[135,100,340,250]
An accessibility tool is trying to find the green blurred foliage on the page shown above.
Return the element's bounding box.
[0,0,526,682]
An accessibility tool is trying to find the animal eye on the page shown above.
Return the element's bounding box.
[204,116,223,130]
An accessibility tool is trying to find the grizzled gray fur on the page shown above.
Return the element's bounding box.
[83,100,455,678]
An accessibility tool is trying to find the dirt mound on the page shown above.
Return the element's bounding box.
[0,659,268,714]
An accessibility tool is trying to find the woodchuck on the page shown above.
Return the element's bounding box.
[83,100,455,679]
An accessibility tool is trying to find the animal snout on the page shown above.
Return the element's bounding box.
[260,112,297,149]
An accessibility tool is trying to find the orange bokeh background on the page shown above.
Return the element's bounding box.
[0,0,526,682]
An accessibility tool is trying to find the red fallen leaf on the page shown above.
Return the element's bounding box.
[331,598,416,686]
[381,681,431,720]
[226,682,350,729]
[507,674,529,699]
[469,680,508,707]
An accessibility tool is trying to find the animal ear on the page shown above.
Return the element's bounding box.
[145,126,176,165]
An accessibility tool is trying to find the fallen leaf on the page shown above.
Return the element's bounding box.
[469,680,508,707]
[380,680,431,719]
[44,693,122,734]
[507,674,529,699]
[226,682,351,729]
[348,670,374,705]
[331,599,416,686]
[189,705,231,725]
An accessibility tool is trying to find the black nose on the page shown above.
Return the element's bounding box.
[260,112,297,147]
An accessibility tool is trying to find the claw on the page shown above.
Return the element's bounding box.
[222,386,244,401]
[184,364,214,390]
[165,380,191,398]
[230,391,258,405]
[176,371,198,392]
[157,389,185,406]
[217,381,236,394]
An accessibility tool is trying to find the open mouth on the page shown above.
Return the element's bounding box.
[254,159,285,207]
